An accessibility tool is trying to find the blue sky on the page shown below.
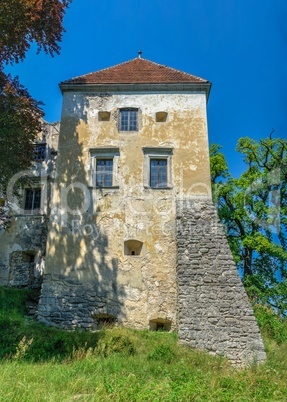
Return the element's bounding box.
[5,0,287,176]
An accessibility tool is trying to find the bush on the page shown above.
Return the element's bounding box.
[97,332,136,357]
[254,304,287,344]
[147,344,175,364]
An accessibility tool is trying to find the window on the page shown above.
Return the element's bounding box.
[119,109,138,131]
[24,188,41,213]
[155,111,168,122]
[150,159,167,188]
[34,144,46,161]
[92,313,116,328]
[143,148,173,189]
[90,148,120,188]
[124,240,143,256]
[22,252,35,263]
[98,111,111,121]
[96,159,113,187]
[149,318,172,331]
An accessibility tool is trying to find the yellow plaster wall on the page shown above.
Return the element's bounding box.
[45,91,211,329]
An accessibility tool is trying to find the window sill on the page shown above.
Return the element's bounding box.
[119,131,139,133]
[144,186,173,190]
[89,186,120,190]
[15,213,46,217]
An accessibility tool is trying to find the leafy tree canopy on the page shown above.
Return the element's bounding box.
[0,0,71,225]
[210,136,287,315]
[0,0,70,65]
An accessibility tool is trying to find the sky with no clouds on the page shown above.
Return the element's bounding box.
[5,0,287,176]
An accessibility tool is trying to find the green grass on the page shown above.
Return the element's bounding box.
[0,287,287,401]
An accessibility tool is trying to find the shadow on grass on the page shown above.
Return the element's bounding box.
[0,286,103,362]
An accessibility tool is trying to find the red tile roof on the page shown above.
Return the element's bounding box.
[61,57,209,85]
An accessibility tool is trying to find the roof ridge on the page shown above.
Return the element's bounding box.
[61,57,208,84]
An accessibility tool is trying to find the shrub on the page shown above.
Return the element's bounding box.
[13,336,33,360]
[253,304,287,344]
[97,332,136,357]
[147,344,175,364]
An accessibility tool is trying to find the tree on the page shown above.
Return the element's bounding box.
[0,0,71,65]
[210,136,287,315]
[0,0,71,227]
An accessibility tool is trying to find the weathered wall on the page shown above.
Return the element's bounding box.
[39,90,211,329]
[176,198,266,366]
[0,122,59,288]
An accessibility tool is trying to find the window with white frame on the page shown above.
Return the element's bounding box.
[119,109,138,131]
[24,188,41,214]
[90,148,120,188]
[143,148,173,189]
[96,159,113,187]
[150,159,167,188]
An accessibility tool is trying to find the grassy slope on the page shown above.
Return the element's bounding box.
[0,287,287,402]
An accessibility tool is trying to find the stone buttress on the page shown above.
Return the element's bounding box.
[176,198,266,366]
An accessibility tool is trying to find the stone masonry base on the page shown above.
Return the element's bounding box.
[176,198,266,366]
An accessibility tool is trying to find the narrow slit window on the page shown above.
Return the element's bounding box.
[124,240,143,256]
[96,159,113,187]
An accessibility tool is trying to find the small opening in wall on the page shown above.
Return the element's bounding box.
[22,252,35,264]
[155,111,168,122]
[93,313,116,328]
[98,111,111,121]
[0,198,5,207]
[149,318,171,332]
[124,240,143,256]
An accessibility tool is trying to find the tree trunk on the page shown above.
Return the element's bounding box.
[243,247,253,277]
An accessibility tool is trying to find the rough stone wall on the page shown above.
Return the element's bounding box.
[176,198,266,366]
[1,215,48,288]
[0,121,59,288]
[9,252,38,288]
[38,276,123,329]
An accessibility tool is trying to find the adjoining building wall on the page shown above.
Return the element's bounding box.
[176,198,266,366]
[0,121,59,288]
[38,90,211,330]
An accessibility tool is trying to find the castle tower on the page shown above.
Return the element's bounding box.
[38,56,266,365]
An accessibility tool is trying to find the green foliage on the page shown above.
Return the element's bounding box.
[12,336,33,360]
[210,136,287,314]
[0,287,287,401]
[253,304,287,344]
[147,344,175,363]
[0,72,43,194]
[0,287,101,361]
[0,0,71,65]
[97,331,136,357]
[0,0,70,227]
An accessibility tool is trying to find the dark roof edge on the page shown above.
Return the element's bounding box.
[59,82,212,102]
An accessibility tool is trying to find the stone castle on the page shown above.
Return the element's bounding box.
[0,56,266,366]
